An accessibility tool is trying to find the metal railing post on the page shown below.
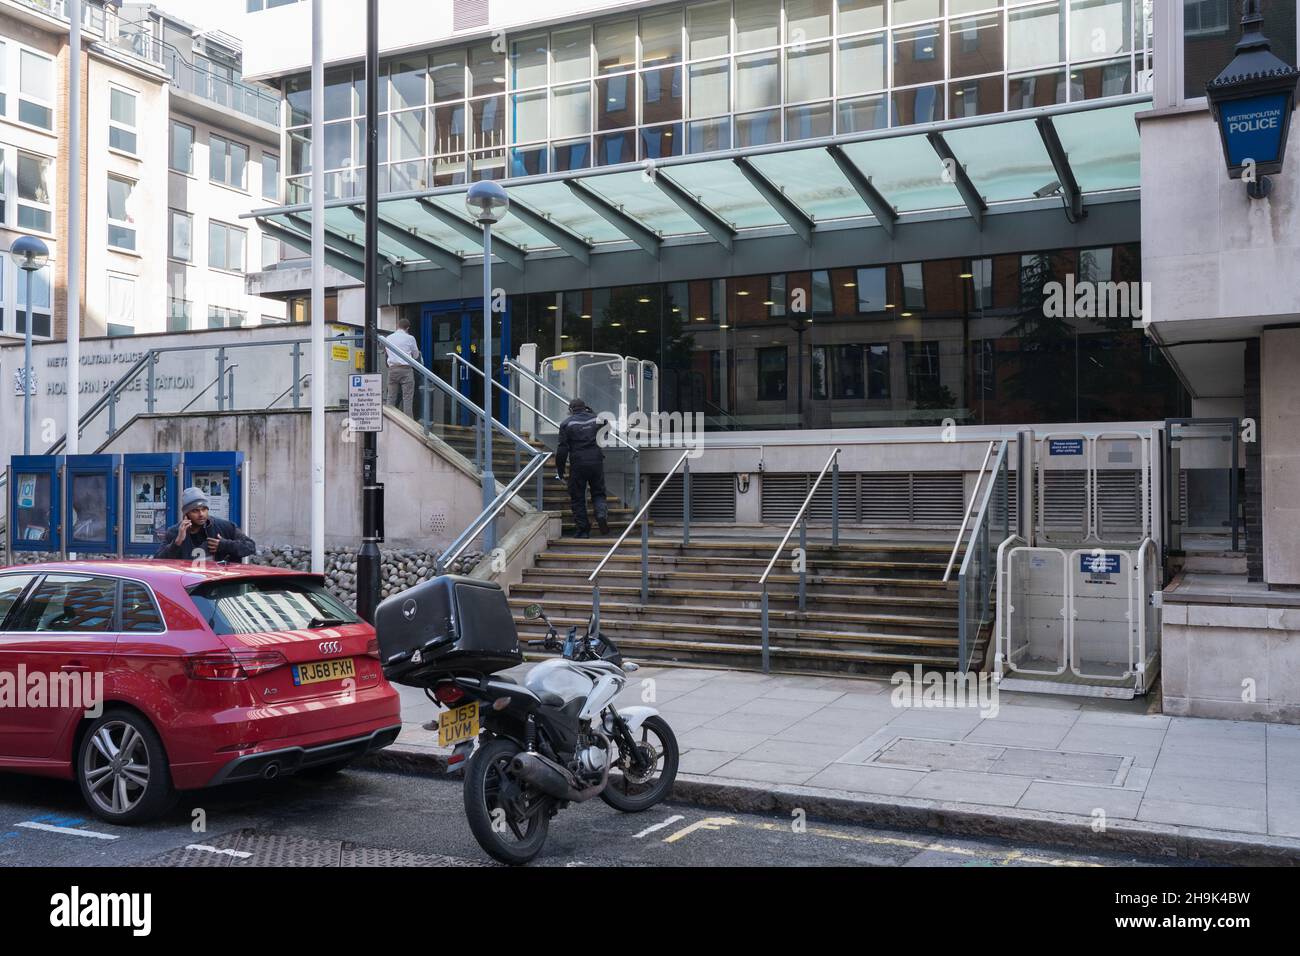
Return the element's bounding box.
[799,514,807,612]
[640,520,649,605]
[107,389,117,436]
[592,584,601,637]
[682,457,691,545]
[228,365,236,409]
[831,456,839,546]
[216,347,227,411]
[475,421,482,471]
[535,467,543,510]
[958,577,969,673]
[146,351,156,414]
[291,343,303,408]
[761,586,770,673]
[634,453,641,510]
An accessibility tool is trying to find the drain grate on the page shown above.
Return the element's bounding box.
[137,829,486,867]
[868,737,1129,786]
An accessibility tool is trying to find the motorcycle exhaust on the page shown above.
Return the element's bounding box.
[509,751,607,803]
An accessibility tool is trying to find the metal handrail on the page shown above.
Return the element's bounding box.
[757,447,841,673]
[450,352,562,432]
[943,440,996,582]
[46,351,155,454]
[267,372,312,409]
[758,447,842,587]
[437,449,552,573]
[179,364,238,414]
[503,357,641,457]
[587,447,691,634]
[956,439,1010,672]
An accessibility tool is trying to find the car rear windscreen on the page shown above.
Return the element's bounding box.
[189,577,362,635]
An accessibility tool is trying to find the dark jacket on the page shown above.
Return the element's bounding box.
[556,409,605,474]
[154,516,256,562]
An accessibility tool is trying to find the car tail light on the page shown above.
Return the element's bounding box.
[433,684,464,706]
[184,650,289,681]
[365,638,380,660]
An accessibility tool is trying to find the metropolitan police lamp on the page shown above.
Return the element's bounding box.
[1206,0,1300,199]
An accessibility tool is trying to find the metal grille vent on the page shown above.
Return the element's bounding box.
[1095,469,1142,533]
[860,473,911,523]
[1041,470,1088,530]
[453,0,489,31]
[911,472,966,523]
[649,473,736,522]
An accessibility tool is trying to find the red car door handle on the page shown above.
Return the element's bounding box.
[60,664,90,672]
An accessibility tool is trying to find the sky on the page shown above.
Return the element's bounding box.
[148,0,254,39]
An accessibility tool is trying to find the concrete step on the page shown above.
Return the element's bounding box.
[537,550,947,578]
[510,597,958,637]
[522,536,952,563]
[509,581,959,616]
[1182,552,1248,574]
[521,566,955,599]
[514,617,979,675]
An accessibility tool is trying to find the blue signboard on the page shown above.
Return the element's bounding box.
[8,456,63,553]
[1080,553,1122,575]
[1049,439,1085,456]
[65,455,121,555]
[182,452,245,528]
[1220,92,1290,171]
[123,453,180,556]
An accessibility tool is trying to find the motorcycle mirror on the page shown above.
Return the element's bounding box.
[621,661,639,673]
[523,603,544,621]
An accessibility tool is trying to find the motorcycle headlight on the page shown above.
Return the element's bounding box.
[602,712,616,734]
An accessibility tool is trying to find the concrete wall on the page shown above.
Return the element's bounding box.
[99,405,524,551]
[1163,601,1300,723]
[1262,327,1300,586]
[0,322,362,459]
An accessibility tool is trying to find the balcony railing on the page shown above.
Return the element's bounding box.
[14,1,161,66]
[162,44,279,127]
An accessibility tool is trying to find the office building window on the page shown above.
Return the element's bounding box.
[17,152,51,233]
[168,298,192,332]
[757,346,787,400]
[170,121,194,173]
[107,175,137,251]
[261,152,279,201]
[19,49,53,129]
[208,306,247,328]
[15,262,51,338]
[210,134,249,189]
[109,87,138,154]
[169,209,193,261]
[208,221,246,272]
[261,233,280,268]
[107,274,136,336]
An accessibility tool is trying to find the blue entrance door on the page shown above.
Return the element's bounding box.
[419,299,512,426]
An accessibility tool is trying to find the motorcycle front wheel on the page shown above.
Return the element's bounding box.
[463,737,552,865]
[601,715,679,813]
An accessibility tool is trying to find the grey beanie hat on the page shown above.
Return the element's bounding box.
[181,487,209,513]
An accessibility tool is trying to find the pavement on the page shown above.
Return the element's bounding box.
[371,663,1300,866]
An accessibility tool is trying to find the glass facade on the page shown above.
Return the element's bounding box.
[283,0,1154,201]
[1183,0,1295,100]
[407,242,1187,432]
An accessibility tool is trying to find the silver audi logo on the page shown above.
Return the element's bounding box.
[402,598,417,621]
[318,640,342,655]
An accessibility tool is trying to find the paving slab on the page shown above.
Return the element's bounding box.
[711,759,822,786]
[873,737,1004,773]
[773,713,895,746]
[1017,781,1144,819]
[906,770,1034,808]
[1151,751,1266,784]
[679,727,774,754]
[678,749,739,775]
[805,763,928,796]
[1137,798,1269,834]
[742,738,857,767]
[990,747,1126,785]
[1142,770,1267,811]
[702,711,801,735]
[732,696,831,719]
[964,718,1073,749]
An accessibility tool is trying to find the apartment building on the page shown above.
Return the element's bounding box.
[0,0,284,347]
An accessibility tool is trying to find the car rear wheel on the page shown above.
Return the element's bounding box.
[77,710,176,825]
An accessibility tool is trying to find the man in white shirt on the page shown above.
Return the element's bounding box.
[385,317,422,417]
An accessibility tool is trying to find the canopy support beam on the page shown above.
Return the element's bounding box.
[260,218,371,283]
[732,156,814,244]
[509,197,593,266]
[1036,116,1086,224]
[927,131,987,230]
[350,206,464,276]
[652,172,735,250]
[416,198,527,270]
[565,180,661,258]
[826,145,898,238]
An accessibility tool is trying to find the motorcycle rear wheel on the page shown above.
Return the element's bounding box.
[601,715,679,813]
[464,737,552,865]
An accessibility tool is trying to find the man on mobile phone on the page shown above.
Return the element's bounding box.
[154,486,256,562]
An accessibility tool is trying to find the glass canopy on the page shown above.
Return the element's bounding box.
[251,95,1148,270]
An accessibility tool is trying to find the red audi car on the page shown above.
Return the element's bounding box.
[0,561,401,823]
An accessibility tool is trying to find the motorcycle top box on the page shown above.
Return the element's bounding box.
[375,575,523,686]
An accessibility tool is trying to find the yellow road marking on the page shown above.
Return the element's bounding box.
[662,816,737,844]
[746,821,1099,867]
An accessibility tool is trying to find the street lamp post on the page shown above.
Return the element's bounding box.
[10,235,50,455]
[1207,0,1299,199]
[465,180,510,552]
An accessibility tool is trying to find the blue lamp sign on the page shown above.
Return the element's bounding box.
[1207,2,1299,198]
